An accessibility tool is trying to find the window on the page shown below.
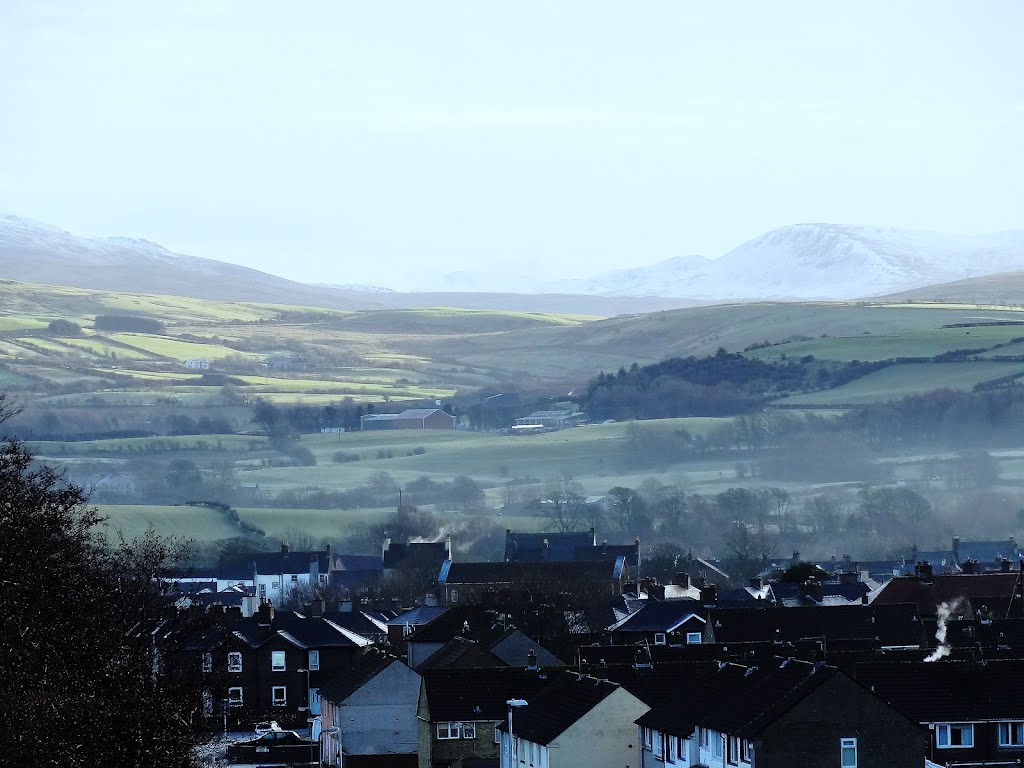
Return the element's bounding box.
[654,731,663,758]
[727,734,738,765]
[999,722,1024,747]
[677,736,686,762]
[437,721,461,740]
[669,735,676,761]
[271,650,286,671]
[402,623,413,637]
[462,722,476,739]
[202,653,212,672]
[687,632,702,644]
[319,573,327,584]
[654,632,667,645]
[258,584,266,599]
[450,589,459,603]
[700,727,710,748]
[642,727,653,749]
[272,580,280,589]
[741,740,752,763]
[494,728,502,744]
[712,732,722,758]
[291,574,298,583]
[272,686,287,707]
[227,687,243,707]
[937,723,974,748]
[227,652,242,673]
[308,650,319,670]
[840,737,857,768]
[309,688,320,715]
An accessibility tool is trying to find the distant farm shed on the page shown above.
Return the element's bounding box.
[514,410,581,431]
[360,408,455,431]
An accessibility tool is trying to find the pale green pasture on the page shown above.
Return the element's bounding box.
[0,316,49,331]
[30,434,265,455]
[778,362,1024,405]
[109,333,260,361]
[746,325,1024,363]
[60,336,160,359]
[96,504,242,540]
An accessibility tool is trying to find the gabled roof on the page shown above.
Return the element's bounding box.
[322,610,389,639]
[855,659,1024,723]
[387,606,448,627]
[708,603,925,647]
[441,558,623,585]
[636,659,838,739]
[218,550,333,581]
[214,612,373,649]
[608,601,706,634]
[873,573,1022,615]
[417,637,505,670]
[494,670,621,745]
[421,667,552,722]
[505,530,595,562]
[395,408,453,420]
[319,648,407,704]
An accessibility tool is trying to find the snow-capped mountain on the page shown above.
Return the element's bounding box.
[488,224,1024,300]
[0,214,380,309]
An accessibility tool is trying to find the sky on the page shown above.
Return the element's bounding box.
[1,1,1022,290]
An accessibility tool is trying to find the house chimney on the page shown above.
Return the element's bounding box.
[309,598,325,618]
[861,593,869,605]
[673,573,691,589]
[952,536,961,561]
[241,593,259,618]
[256,599,275,626]
[382,535,391,560]
[842,553,852,570]
[1001,557,1012,573]
[802,580,824,604]
[915,561,934,584]
[978,605,993,625]
[445,533,452,560]
[281,541,290,554]
[542,538,550,560]
[791,549,801,565]
[749,576,764,590]
[961,558,979,575]
[526,649,538,671]
[839,571,859,586]
[325,542,332,556]
[1011,535,1018,553]
[339,599,353,613]
[700,584,718,607]
[648,583,666,601]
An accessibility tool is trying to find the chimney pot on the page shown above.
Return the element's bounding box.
[281,541,289,554]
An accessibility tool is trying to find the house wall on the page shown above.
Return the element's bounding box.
[337,661,421,757]
[755,672,927,768]
[430,720,502,767]
[547,687,650,768]
[926,721,1024,765]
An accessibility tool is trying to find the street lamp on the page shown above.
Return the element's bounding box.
[506,699,528,768]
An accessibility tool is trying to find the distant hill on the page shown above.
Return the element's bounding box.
[878,270,1024,306]
[543,224,1024,300]
[0,214,700,316]
[437,224,1024,300]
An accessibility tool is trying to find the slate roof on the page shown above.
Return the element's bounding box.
[954,539,1023,565]
[636,659,839,739]
[384,541,449,569]
[420,667,553,722]
[321,610,389,640]
[608,601,706,634]
[222,612,373,649]
[855,659,1024,723]
[505,530,595,562]
[387,606,448,628]
[440,558,623,585]
[490,629,565,667]
[218,550,334,581]
[872,573,1023,616]
[494,670,621,745]
[417,637,505,670]
[771,581,870,607]
[319,648,404,704]
[394,408,453,420]
[708,604,925,647]
[404,606,512,644]
[577,542,640,570]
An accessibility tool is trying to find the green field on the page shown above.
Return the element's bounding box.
[778,362,1024,405]
[96,504,243,540]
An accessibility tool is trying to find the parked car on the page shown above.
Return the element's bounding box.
[226,730,315,763]
[254,721,281,737]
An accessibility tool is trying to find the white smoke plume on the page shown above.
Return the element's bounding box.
[924,598,964,662]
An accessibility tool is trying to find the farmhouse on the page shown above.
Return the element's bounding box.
[360,408,456,431]
[184,358,210,370]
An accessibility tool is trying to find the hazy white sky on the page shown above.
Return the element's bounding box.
[1,1,1021,289]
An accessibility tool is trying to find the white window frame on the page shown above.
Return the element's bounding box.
[727,734,739,765]
[936,723,974,748]
[668,734,676,761]
[999,722,1024,747]
[227,686,243,707]
[259,584,267,599]
[654,730,664,758]
[308,650,319,670]
[437,721,461,740]
[687,632,702,644]
[202,652,212,672]
[272,580,280,589]
[319,573,327,584]
[462,722,477,739]
[494,727,502,744]
[840,737,857,768]
[291,574,298,583]
[227,652,242,673]
[271,650,286,671]
[450,589,459,603]
[654,632,667,645]
[642,726,653,749]
[272,685,287,707]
